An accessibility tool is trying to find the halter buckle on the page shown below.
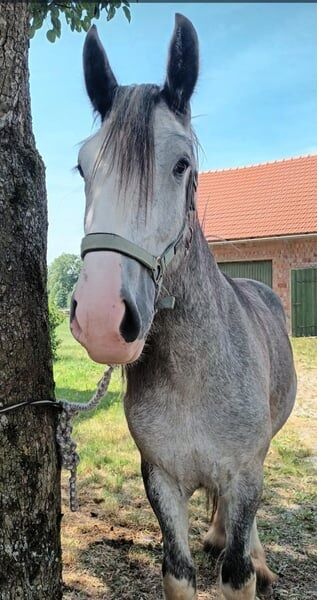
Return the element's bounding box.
[152,257,164,286]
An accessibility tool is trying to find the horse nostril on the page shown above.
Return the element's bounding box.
[70,296,77,323]
[120,299,141,343]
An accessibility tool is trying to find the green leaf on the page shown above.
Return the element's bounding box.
[81,16,92,32]
[31,1,128,38]
[51,6,59,18]
[31,12,44,31]
[107,5,116,21]
[51,14,61,36]
[83,3,96,19]
[75,3,83,17]
[46,29,56,43]
[63,10,71,25]
[70,12,76,31]
[122,5,131,22]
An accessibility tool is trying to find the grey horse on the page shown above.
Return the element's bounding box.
[70,14,296,600]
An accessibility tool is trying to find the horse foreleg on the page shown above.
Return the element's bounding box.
[141,460,196,600]
[220,468,263,600]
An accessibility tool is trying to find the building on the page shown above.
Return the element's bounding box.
[197,155,317,336]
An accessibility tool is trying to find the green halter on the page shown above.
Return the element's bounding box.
[80,221,187,310]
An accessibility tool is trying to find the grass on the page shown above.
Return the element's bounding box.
[55,319,316,599]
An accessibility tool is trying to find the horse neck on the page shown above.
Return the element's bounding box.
[162,220,222,320]
[126,220,224,384]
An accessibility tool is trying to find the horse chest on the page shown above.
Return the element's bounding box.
[124,381,273,493]
[124,397,221,488]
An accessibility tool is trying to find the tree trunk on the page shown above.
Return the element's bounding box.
[0,3,62,598]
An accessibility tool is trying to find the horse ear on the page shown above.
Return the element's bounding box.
[162,13,199,115]
[83,25,118,120]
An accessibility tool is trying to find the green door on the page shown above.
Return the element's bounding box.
[218,260,273,288]
[291,267,317,337]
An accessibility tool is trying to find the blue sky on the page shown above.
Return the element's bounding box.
[29,3,316,264]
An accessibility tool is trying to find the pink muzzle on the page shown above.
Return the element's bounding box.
[70,252,145,364]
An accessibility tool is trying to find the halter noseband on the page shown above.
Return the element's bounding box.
[80,223,186,309]
[80,175,197,310]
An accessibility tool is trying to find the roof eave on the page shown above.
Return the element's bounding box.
[207,232,317,245]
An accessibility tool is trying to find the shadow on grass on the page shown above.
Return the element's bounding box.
[74,522,316,600]
[62,428,316,598]
[61,467,317,599]
[69,481,317,600]
[55,387,122,421]
[78,535,164,599]
[256,499,316,600]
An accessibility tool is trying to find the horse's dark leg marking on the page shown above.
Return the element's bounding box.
[220,470,263,600]
[141,460,196,599]
[205,493,276,592]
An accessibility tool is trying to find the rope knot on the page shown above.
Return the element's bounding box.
[55,366,114,511]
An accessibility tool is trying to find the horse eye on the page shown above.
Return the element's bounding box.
[173,158,190,177]
[77,164,84,178]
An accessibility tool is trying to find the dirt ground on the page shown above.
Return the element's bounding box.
[62,341,316,599]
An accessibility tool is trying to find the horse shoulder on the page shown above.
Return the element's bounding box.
[223,274,285,323]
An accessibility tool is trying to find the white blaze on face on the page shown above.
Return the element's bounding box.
[79,126,128,236]
[70,130,145,364]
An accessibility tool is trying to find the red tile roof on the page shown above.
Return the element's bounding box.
[197,155,317,242]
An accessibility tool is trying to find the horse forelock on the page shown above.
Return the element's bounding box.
[91,84,161,207]
[90,84,198,211]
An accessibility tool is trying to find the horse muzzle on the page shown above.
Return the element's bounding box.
[70,223,190,365]
[70,252,147,364]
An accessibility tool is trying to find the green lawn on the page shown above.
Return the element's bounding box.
[55,319,316,600]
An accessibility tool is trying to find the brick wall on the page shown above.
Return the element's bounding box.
[210,236,317,332]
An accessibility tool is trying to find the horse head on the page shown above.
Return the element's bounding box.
[70,14,199,364]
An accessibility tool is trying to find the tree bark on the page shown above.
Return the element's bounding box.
[0,3,62,598]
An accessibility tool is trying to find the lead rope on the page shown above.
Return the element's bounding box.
[0,366,115,512]
[56,365,114,511]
